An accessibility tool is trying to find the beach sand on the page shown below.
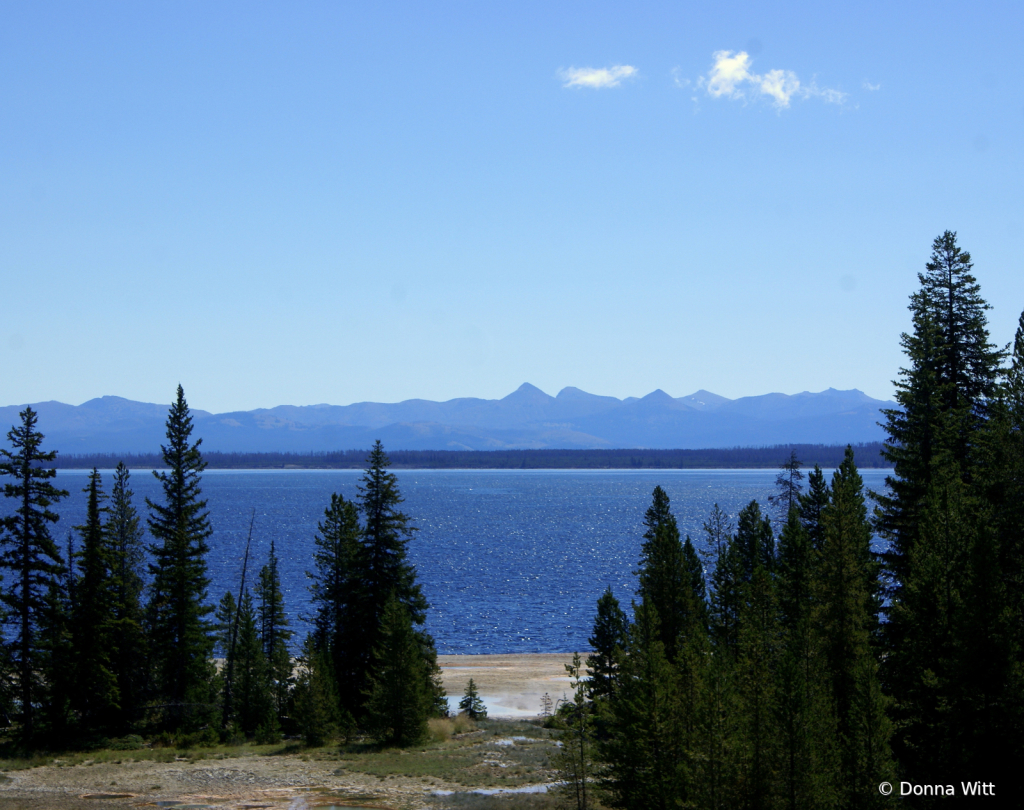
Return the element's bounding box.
[438,652,578,718]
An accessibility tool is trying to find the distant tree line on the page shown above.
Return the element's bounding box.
[560,231,1024,809]
[0,386,444,750]
[51,443,888,471]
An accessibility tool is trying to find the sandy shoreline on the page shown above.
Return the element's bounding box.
[438,652,577,718]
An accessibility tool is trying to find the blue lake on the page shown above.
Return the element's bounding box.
[14,468,891,654]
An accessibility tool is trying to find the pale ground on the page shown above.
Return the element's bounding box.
[438,653,575,719]
[0,654,574,810]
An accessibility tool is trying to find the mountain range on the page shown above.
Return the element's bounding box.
[0,385,896,454]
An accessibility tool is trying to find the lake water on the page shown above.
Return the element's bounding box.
[10,468,891,654]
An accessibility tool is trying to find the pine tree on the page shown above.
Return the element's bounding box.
[798,465,829,552]
[0,406,69,741]
[769,451,805,524]
[307,442,442,727]
[815,448,892,807]
[459,677,487,719]
[364,597,432,746]
[256,540,293,723]
[556,652,593,810]
[735,500,775,578]
[145,385,216,729]
[38,550,74,741]
[735,564,782,810]
[775,506,839,810]
[106,462,147,730]
[876,233,1004,786]
[71,469,119,731]
[636,487,703,661]
[357,440,429,656]
[987,309,1024,773]
[307,492,361,717]
[599,602,686,810]
[215,590,238,658]
[586,587,627,703]
[231,589,273,737]
[293,635,345,746]
[877,230,1002,584]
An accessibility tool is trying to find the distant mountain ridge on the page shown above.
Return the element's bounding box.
[0,384,896,454]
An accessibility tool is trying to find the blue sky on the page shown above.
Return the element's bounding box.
[2,1,1022,413]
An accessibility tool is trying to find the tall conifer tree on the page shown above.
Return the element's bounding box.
[256,540,293,721]
[308,492,362,716]
[876,233,1005,785]
[146,386,216,729]
[106,462,147,730]
[363,597,432,746]
[71,469,119,731]
[0,407,68,741]
[230,589,273,736]
[815,448,892,807]
[636,487,701,661]
[587,587,627,704]
[599,602,687,810]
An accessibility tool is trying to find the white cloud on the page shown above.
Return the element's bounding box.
[758,68,801,107]
[559,65,638,89]
[863,81,881,91]
[705,50,755,98]
[696,50,846,109]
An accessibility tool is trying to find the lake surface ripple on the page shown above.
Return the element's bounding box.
[32,468,890,654]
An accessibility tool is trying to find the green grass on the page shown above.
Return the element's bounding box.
[0,718,562,803]
[334,720,559,788]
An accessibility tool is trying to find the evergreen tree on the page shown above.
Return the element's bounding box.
[769,451,805,524]
[987,309,1024,774]
[815,448,892,807]
[876,233,1005,787]
[364,597,432,746]
[256,540,293,722]
[458,677,487,719]
[38,551,74,741]
[734,563,782,810]
[71,469,119,731]
[636,487,703,661]
[556,653,593,810]
[307,442,443,728]
[307,492,361,717]
[586,587,627,703]
[292,635,345,746]
[735,500,775,578]
[145,385,216,729]
[106,462,147,730]
[0,406,68,741]
[798,465,829,552]
[775,506,839,810]
[231,589,273,737]
[599,602,686,810]
[356,440,429,660]
[215,590,238,658]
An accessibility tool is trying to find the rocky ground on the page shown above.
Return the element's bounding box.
[0,654,573,810]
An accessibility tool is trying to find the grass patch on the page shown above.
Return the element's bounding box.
[337,719,559,789]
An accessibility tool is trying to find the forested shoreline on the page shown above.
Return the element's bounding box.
[2,231,1023,808]
[50,444,888,471]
